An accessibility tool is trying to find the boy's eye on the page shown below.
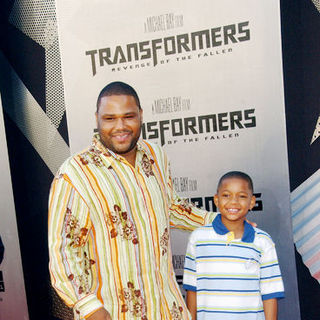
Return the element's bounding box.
[239,194,248,199]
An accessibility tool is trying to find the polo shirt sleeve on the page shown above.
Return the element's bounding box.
[48,174,104,319]
[183,232,197,292]
[260,241,285,300]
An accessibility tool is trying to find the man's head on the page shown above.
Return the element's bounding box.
[95,82,143,163]
[96,81,141,112]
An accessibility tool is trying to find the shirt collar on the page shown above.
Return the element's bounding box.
[212,214,255,243]
[92,133,154,164]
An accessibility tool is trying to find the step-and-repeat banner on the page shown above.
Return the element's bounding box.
[55,0,300,318]
[0,94,29,320]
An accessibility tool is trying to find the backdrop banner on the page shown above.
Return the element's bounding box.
[0,93,29,320]
[55,0,300,318]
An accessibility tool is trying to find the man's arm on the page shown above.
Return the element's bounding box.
[164,157,216,230]
[263,298,277,320]
[186,290,197,320]
[48,174,104,318]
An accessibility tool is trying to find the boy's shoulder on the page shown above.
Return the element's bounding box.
[189,223,216,240]
[252,226,275,246]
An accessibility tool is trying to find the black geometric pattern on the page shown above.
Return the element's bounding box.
[281,0,320,319]
[0,0,70,319]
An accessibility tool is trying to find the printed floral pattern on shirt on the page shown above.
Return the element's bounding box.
[177,198,193,214]
[65,208,89,248]
[170,302,183,320]
[64,209,95,295]
[107,204,139,245]
[79,146,111,167]
[160,227,169,256]
[119,281,147,319]
[141,154,154,177]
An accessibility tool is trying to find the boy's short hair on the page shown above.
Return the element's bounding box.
[217,171,254,193]
[96,81,141,111]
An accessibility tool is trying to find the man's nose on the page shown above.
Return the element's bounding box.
[114,118,125,129]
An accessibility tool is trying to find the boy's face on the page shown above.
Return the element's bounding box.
[214,177,256,224]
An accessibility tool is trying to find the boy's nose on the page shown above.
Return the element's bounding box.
[230,195,239,204]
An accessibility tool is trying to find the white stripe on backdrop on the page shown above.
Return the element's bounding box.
[292,169,320,281]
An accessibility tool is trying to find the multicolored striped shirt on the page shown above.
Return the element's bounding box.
[183,214,284,320]
[48,134,215,320]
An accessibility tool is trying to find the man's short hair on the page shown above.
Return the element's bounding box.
[217,171,254,193]
[96,81,141,111]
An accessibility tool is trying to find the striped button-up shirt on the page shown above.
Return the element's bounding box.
[48,134,215,319]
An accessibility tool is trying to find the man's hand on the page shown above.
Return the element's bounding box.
[86,308,111,320]
[246,218,257,228]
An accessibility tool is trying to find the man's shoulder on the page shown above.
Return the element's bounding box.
[139,140,167,160]
[56,145,93,173]
[140,139,164,153]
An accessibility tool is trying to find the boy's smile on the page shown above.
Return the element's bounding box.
[214,177,256,226]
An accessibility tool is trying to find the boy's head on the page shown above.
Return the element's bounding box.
[214,171,256,224]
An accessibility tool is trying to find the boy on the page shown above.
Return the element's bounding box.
[183,171,284,320]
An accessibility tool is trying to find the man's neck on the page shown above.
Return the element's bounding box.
[121,147,137,167]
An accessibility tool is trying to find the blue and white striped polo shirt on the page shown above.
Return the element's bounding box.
[183,214,285,320]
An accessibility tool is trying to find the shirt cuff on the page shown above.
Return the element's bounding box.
[183,284,197,291]
[262,291,285,300]
[73,294,104,319]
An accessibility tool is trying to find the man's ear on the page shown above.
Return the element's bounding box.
[139,108,143,123]
[95,111,98,127]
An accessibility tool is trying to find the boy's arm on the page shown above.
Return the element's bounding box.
[186,290,197,320]
[263,298,278,320]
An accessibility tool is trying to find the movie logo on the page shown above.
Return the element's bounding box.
[86,21,250,75]
[142,108,256,145]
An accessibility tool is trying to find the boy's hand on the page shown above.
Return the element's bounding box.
[86,308,111,320]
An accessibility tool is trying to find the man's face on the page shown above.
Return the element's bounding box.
[96,95,143,156]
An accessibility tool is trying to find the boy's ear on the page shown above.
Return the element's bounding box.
[213,194,219,207]
[250,195,256,210]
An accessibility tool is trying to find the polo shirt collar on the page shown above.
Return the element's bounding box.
[212,214,255,243]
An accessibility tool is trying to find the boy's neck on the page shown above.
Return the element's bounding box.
[221,217,245,239]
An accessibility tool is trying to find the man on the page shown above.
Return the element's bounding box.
[48,82,216,320]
